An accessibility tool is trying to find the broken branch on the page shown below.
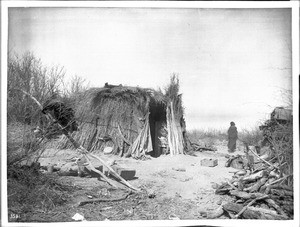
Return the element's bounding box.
[248,147,279,170]
[78,191,132,206]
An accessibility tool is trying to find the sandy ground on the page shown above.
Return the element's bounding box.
[39,142,244,201]
[31,141,246,221]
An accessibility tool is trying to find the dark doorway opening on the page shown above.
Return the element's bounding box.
[149,101,166,157]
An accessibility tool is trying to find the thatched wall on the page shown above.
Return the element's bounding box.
[165,76,186,155]
[58,86,165,157]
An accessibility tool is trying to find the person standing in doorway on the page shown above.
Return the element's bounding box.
[227,122,238,153]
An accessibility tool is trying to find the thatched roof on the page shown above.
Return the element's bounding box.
[74,86,165,122]
[58,85,167,156]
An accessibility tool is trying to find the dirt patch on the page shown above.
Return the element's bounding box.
[9,145,242,222]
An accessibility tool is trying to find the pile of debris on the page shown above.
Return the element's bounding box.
[207,145,293,219]
[191,142,217,152]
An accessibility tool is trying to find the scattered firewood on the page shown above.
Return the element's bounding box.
[215,182,232,195]
[230,190,251,200]
[241,170,268,182]
[270,189,293,197]
[230,190,265,200]
[199,202,225,219]
[233,195,269,219]
[223,202,261,219]
[265,198,288,217]
[214,142,294,219]
[246,207,288,220]
[225,180,238,190]
[268,184,293,191]
[248,147,279,170]
[225,155,245,169]
[244,177,268,193]
[191,143,216,152]
[279,200,294,206]
[234,170,247,176]
[223,202,288,220]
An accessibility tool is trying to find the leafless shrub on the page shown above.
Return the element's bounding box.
[187,128,227,147]
[270,122,293,185]
[7,52,65,125]
[7,52,90,221]
[7,122,47,167]
[239,127,263,146]
[63,75,90,98]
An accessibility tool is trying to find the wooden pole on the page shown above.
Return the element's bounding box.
[17,89,140,192]
[89,153,140,191]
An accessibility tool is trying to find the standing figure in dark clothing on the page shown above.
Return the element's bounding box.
[227,122,238,153]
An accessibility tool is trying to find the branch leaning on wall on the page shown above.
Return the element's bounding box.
[15,89,140,192]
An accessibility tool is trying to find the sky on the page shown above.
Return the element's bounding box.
[8,7,292,131]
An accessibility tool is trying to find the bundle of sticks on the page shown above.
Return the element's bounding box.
[207,145,293,220]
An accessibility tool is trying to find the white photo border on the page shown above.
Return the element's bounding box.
[1,1,299,227]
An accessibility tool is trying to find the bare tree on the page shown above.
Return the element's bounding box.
[7,52,66,125]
